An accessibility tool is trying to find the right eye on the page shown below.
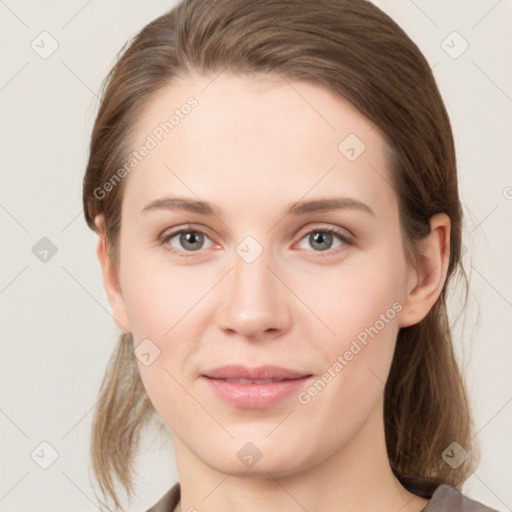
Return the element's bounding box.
[159,226,215,256]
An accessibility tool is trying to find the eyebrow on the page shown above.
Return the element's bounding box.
[141,196,375,217]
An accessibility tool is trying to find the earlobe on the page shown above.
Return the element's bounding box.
[94,215,132,334]
[398,213,451,328]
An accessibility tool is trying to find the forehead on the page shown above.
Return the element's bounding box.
[123,71,395,217]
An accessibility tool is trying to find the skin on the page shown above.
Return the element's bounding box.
[96,71,450,512]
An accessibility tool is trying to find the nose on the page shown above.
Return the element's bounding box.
[215,244,292,341]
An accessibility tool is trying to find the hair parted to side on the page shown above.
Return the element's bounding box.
[82,0,479,509]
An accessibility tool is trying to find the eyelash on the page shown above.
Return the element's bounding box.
[158,224,354,258]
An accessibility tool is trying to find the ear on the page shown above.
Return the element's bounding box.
[94,214,132,334]
[399,213,451,328]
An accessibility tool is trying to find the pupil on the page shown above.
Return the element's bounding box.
[311,232,332,251]
[182,231,203,251]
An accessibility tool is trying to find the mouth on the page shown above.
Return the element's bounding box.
[201,365,313,408]
[202,364,311,381]
[212,377,300,384]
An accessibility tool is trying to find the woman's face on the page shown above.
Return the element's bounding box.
[107,72,418,476]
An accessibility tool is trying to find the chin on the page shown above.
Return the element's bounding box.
[200,439,316,479]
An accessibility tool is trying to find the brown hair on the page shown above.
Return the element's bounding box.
[83,0,479,509]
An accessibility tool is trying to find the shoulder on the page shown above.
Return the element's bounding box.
[144,482,180,512]
[423,484,502,512]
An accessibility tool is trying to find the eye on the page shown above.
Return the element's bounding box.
[296,227,352,254]
[160,227,214,255]
[159,225,353,257]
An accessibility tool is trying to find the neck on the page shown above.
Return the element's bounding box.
[172,395,429,512]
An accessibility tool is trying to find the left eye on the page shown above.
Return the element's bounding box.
[296,228,349,252]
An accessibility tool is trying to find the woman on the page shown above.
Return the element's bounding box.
[82,1,501,511]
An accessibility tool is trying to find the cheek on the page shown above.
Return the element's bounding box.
[121,252,208,341]
[300,248,406,345]
[299,249,405,400]
[292,278,401,451]
[121,259,205,422]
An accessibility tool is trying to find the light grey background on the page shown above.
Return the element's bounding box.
[0,1,511,511]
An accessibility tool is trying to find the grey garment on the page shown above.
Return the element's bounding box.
[421,484,501,512]
[145,482,502,512]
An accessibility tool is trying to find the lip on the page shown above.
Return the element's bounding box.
[203,364,310,380]
[201,365,313,408]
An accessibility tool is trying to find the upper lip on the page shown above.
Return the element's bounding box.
[202,365,311,381]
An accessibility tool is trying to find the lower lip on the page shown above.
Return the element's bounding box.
[202,376,312,408]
